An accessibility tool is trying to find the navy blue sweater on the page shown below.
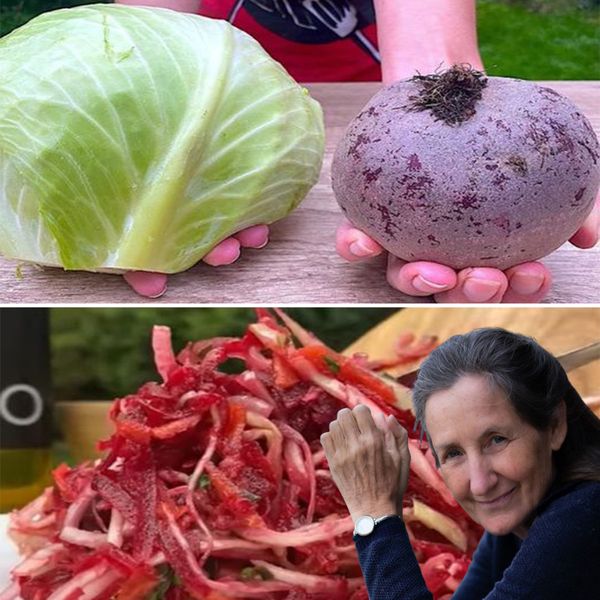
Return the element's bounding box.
[354,481,600,599]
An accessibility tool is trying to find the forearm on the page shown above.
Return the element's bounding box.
[373,0,484,83]
[355,517,433,600]
[115,0,200,12]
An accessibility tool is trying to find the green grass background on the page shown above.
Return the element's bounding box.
[2,0,599,79]
[477,0,600,79]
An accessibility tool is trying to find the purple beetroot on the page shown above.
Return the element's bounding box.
[332,66,600,270]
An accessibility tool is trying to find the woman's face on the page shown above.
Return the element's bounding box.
[424,374,566,538]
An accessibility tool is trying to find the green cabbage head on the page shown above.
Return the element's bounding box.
[0,5,324,273]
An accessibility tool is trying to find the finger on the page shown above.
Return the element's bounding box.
[336,219,384,261]
[383,419,410,500]
[502,262,552,303]
[397,428,411,495]
[569,195,599,249]
[383,428,398,463]
[202,238,241,266]
[372,409,388,432]
[328,419,347,450]
[123,272,168,298]
[352,404,378,436]
[386,417,410,487]
[234,225,269,249]
[434,267,508,303]
[337,408,362,441]
[320,431,335,458]
[386,415,406,439]
[386,256,457,296]
[384,417,407,455]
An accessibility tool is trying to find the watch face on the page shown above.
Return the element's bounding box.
[355,515,375,536]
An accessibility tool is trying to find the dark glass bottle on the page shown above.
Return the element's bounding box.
[0,308,52,511]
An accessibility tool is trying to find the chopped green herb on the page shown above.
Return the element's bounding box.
[323,355,340,374]
[146,565,178,600]
[240,566,272,581]
[198,473,211,490]
[241,490,260,503]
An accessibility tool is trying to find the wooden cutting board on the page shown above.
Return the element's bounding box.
[344,307,600,397]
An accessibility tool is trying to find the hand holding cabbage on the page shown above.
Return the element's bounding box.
[0,5,324,296]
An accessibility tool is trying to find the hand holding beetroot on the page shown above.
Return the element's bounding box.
[334,66,599,303]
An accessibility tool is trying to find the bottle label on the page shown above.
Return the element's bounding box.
[0,309,52,449]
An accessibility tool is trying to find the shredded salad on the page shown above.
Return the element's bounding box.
[0,309,482,600]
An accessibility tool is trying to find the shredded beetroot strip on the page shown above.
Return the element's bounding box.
[1,310,482,600]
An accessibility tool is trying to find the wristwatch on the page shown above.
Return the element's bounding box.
[353,514,399,537]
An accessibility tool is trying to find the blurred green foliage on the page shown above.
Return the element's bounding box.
[477,0,600,79]
[1,1,599,78]
[50,307,398,400]
[495,0,599,12]
[1,1,98,37]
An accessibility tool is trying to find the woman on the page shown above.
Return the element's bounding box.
[321,328,600,599]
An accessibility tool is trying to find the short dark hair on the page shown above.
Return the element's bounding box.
[412,328,600,483]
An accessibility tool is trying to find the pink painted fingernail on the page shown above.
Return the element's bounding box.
[349,240,376,257]
[147,285,167,298]
[463,278,501,302]
[509,272,544,295]
[123,272,168,298]
[412,275,450,293]
[253,238,269,249]
[204,239,241,266]
[236,225,269,248]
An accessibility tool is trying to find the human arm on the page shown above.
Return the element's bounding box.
[354,520,506,600]
[355,517,433,600]
[320,405,495,599]
[337,0,598,303]
[374,0,483,84]
[320,406,433,598]
[437,482,599,599]
[116,0,200,12]
[325,415,600,599]
[350,482,600,600]
[475,481,600,599]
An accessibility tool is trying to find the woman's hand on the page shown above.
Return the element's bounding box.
[320,405,410,524]
[337,194,599,303]
[116,0,200,12]
[123,225,269,297]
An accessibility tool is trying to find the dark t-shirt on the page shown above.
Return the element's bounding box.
[354,480,600,599]
[199,0,381,82]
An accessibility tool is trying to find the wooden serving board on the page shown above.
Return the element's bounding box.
[344,307,600,398]
[0,82,598,304]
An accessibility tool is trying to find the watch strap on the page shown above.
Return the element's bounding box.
[373,514,399,526]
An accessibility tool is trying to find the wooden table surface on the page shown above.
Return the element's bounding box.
[1,82,598,305]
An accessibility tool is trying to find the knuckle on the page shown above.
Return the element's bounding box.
[362,432,382,451]
[337,408,351,419]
